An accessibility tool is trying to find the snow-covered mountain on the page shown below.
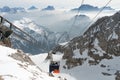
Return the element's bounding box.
[0,6,25,13]
[28,6,38,10]
[49,11,120,80]
[0,45,60,80]
[11,18,69,54]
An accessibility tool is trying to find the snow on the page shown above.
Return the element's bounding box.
[84,41,88,45]
[82,49,89,58]
[111,31,118,39]
[110,18,114,22]
[100,56,120,74]
[53,54,63,61]
[73,49,81,58]
[13,18,45,34]
[0,45,59,80]
[0,45,17,56]
[30,53,50,72]
[60,62,115,80]
[53,73,76,80]
[92,38,106,56]
[73,49,89,59]
[59,55,119,80]
[108,31,118,40]
[59,42,68,46]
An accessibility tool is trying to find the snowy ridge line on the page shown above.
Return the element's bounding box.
[0,15,37,44]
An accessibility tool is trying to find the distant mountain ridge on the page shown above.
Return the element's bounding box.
[28,6,37,10]
[71,4,114,11]
[42,6,55,11]
[0,6,25,13]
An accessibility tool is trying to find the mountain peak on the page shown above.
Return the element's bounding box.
[28,6,37,10]
[79,4,99,10]
[42,5,55,11]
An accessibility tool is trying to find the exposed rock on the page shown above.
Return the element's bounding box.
[115,71,120,80]
[100,64,106,68]
[9,50,35,65]
[102,72,112,76]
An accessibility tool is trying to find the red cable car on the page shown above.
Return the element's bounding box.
[49,61,60,74]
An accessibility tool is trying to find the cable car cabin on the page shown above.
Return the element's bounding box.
[49,61,60,74]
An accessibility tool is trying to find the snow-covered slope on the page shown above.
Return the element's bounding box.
[0,45,59,80]
[30,53,76,80]
[11,18,69,54]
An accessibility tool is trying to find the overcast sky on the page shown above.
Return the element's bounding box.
[0,0,120,9]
